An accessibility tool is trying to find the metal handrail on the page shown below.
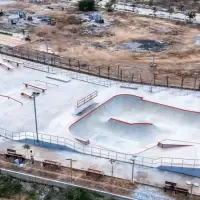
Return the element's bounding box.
[0,127,200,168]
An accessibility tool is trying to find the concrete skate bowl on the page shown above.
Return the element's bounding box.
[69,94,200,154]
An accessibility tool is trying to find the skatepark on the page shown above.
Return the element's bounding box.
[70,94,200,155]
[1,54,200,179]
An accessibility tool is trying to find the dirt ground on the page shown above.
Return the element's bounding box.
[0,34,26,46]
[22,7,200,76]
[1,2,200,78]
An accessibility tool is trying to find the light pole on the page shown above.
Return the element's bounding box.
[150,55,156,93]
[185,181,199,195]
[66,158,76,183]
[130,156,137,182]
[32,92,40,143]
[109,159,116,179]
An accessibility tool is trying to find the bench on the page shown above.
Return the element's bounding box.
[23,83,46,92]
[5,149,25,162]
[7,149,16,154]
[0,63,14,70]
[3,59,22,66]
[164,181,177,192]
[21,92,33,99]
[176,187,189,196]
[42,160,62,170]
[86,168,104,178]
[163,181,188,196]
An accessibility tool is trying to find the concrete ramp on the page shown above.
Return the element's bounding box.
[69,94,200,154]
[158,140,193,148]
[109,117,153,126]
[105,118,157,141]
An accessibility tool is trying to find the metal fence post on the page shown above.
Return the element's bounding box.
[153,73,156,85]
[78,61,80,71]
[140,73,142,83]
[181,76,184,88]
[194,76,198,90]
[118,65,120,79]
[68,59,71,68]
[120,69,122,81]
[166,76,169,87]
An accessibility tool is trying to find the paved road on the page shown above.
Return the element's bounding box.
[115,4,200,24]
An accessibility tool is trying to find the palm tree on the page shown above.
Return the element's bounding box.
[23,144,31,159]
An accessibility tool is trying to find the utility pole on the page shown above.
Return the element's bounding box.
[131,156,137,182]
[150,55,156,93]
[45,37,50,73]
[185,181,199,195]
[31,92,40,143]
[109,159,116,179]
[66,158,76,183]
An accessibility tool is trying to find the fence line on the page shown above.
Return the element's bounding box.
[0,127,200,169]
[0,45,200,90]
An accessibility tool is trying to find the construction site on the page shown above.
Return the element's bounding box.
[1,0,200,200]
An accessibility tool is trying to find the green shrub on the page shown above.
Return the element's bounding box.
[28,191,37,200]
[105,2,114,12]
[0,30,12,36]
[0,175,22,197]
[78,0,96,11]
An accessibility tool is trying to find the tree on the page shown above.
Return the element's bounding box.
[187,11,196,22]
[149,0,153,6]
[105,0,116,12]
[78,0,96,11]
[168,7,174,18]
[23,144,31,159]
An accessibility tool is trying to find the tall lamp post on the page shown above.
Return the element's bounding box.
[66,158,76,183]
[185,181,199,195]
[109,159,116,179]
[32,92,40,143]
[130,156,137,182]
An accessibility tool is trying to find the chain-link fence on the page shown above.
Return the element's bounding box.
[1,45,200,90]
